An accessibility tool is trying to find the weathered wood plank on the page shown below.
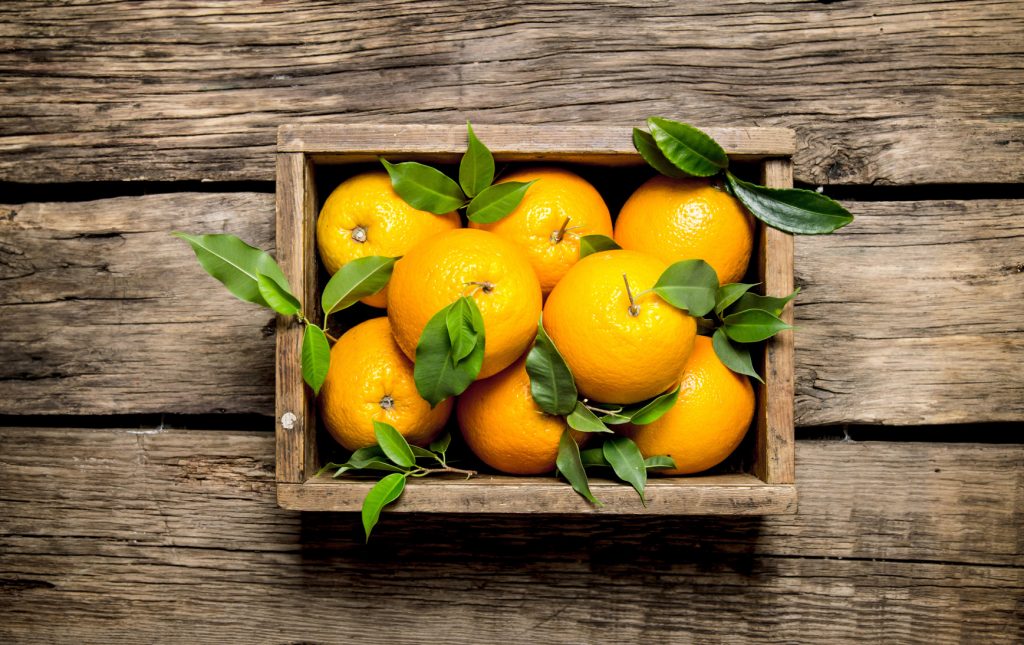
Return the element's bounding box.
[794,199,1024,425]
[0,193,277,415]
[1,427,1021,643]
[3,194,1020,425]
[1,1,1022,185]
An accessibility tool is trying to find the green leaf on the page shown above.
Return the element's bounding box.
[361,473,406,542]
[410,444,439,461]
[525,319,578,416]
[653,259,720,316]
[321,256,397,316]
[602,436,648,504]
[414,300,485,407]
[301,324,330,394]
[315,461,347,478]
[466,180,537,224]
[429,432,451,455]
[373,420,415,468]
[256,272,301,316]
[347,446,386,468]
[344,461,406,474]
[578,234,622,259]
[644,455,677,470]
[381,158,466,214]
[712,328,763,383]
[579,447,611,468]
[726,172,853,234]
[715,282,759,316]
[721,309,792,343]
[566,401,613,433]
[627,386,680,425]
[632,128,690,179]
[555,429,601,506]
[647,117,728,177]
[729,288,800,317]
[459,122,495,198]
[446,297,481,364]
[173,232,290,308]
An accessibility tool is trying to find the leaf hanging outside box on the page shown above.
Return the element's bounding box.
[361,473,407,542]
[256,272,301,316]
[555,429,601,506]
[726,172,853,235]
[602,436,648,504]
[301,324,330,394]
[647,117,729,177]
[173,232,291,309]
[721,308,792,343]
[459,122,495,198]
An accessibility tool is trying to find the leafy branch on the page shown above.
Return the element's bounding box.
[316,422,475,541]
[634,116,854,235]
[382,122,536,224]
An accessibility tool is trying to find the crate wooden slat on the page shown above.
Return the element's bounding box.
[275,123,797,513]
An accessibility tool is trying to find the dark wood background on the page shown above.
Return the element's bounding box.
[1,1,1021,642]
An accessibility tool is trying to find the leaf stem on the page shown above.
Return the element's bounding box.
[409,465,478,478]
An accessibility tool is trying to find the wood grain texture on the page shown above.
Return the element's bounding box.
[1,1,1022,185]
[794,198,1024,426]
[274,153,317,483]
[755,159,796,483]
[0,192,277,415]
[1,427,1021,643]
[2,193,1021,426]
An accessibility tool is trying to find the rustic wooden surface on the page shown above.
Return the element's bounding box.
[1,1,1021,186]
[1,428,1021,643]
[3,194,1019,426]
[2,1,1022,642]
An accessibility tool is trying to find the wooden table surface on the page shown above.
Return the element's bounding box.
[1,2,1021,642]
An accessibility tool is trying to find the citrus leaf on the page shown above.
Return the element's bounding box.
[597,408,633,425]
[445,297,481,364]
[300,324,330,395]
[414,301,485,407]
[321,255,397,316]
[715,282,759,316]
[429,433,451,455]
[644,455,677,470]
[712,328,763,383]
[632,128,690,179]
[729,288,800,317]
[653,259,720,316]
[579,234,622,259]
[315,461,347,478]
[602,436,647,504]
[173,232,290,308]
[256,271,301,316]
[466,180,537,224]
[381,159,465,214]
[721,309,792,343]
[556,429,601,506]
[526,318,578,416]
[345,446,387,469]
[361,473,406,542]
[459,122,495,198]
[647,117,728,177]
[409,444,439,460]
[627,385,680,425]
[726,172,853,234]
[373,421,415,468]
[566,401,613,433]
[579,447,611,468]
[344,461,406,474]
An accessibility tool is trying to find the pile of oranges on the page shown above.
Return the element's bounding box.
[316,166,757,478]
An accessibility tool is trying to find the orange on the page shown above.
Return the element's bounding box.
[468,167,612,293]
[387,228,542,380]
[614,175,754,285]
[457,355,587,474]
[316,171,461,307]
[625,335,755,475]
[543,249,696,404]
[319,317,452,451]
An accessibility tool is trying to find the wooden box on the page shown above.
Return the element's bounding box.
[274,124,797,514]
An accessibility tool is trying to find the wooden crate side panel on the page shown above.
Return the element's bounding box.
[275,153,317,484]
[754,159,796,485]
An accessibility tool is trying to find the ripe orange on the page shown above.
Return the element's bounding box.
[625,335,755,475]
[316,171,461,307]
[468,167,612,293]
[387,228,542,380]
[457,355,587,474]
[319,317,452,451]
[614,175,754,285]
[542,249,696,404]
